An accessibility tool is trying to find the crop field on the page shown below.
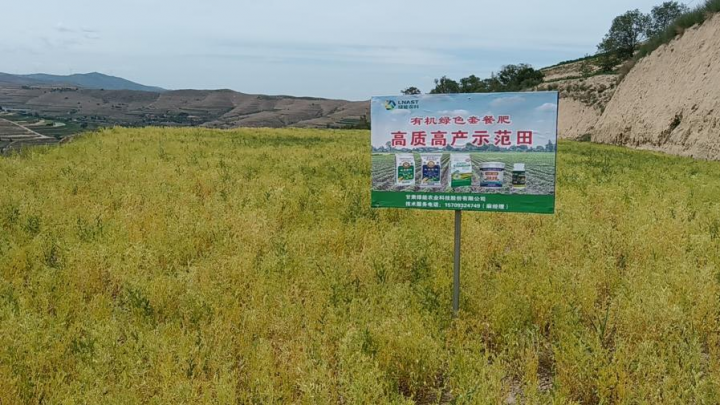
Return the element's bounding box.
[372,153,555,195]
[0,113,90,153]
[2,128,720,404]
[0,115,57,154]
[31,121,89,139]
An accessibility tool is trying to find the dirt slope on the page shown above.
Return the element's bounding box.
[592,13,720,159]
[557,98,602,139]
[537,66,618,140]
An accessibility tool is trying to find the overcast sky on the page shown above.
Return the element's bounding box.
[1,0,675,100]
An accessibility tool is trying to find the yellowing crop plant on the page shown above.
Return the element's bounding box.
[1,127,720,404]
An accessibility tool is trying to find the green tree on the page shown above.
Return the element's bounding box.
[545,139,555,152]
[495,64,544,91]
[350,115,370,130]
[459,75,482,93]
[647,1,689,36]
[429,76,460,94]
[401,86,421,95]
[598,9,651,60]
[429,63,543,95]
[593,51,619,73]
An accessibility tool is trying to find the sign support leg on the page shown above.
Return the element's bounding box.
[453,210,461,317]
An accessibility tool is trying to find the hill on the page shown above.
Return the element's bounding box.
[544,9,720,159]
[538,60,620,141]
[2,128,720,403]
[2,72,166,93]
[0,70,371,131]
[592,12,720,159]
[0,73,49,87]
[0,86,369,130]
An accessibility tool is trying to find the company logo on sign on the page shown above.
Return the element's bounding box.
[385,99,419,111]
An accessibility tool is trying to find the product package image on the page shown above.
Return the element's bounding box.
[420,154,442,187]
[450,154,472,188]
[395,154,415,186]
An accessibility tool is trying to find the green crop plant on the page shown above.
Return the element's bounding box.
[1,127,720,403]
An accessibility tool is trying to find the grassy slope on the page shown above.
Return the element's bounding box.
[637,0,720,59]
[1,128,720,403]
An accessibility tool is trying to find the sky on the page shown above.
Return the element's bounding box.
[1,0,673,100]
[370,93,558,149]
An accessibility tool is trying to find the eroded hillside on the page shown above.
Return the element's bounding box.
[537,68,618,140]
[592,13,720,159]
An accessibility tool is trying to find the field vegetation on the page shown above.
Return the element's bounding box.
[2,128,720,403]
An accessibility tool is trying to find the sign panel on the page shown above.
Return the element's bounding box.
[371,92,558,214]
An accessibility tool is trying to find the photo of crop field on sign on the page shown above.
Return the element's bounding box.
[371,152,555,195]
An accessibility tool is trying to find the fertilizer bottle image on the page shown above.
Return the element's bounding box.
[420,153,442,187]
[395,154,416,186]
[450,154,472,188]
[480,162,505,188]
[512,163,526,189]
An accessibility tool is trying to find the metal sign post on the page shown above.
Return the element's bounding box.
[453,210,461,317]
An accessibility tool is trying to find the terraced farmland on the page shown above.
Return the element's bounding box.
[0,114,58,153]
[0,113,94,154]
[371,152,556,195]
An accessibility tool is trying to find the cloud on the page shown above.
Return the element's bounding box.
[0,0,667,101]
[204,40,456,67]
[50,23,100,45]
[490,96,525,108]
[40,35,82,49]
[536,103,557,112]
[54,23,75,33]
[420,94,452,102]
[438,109,469,116]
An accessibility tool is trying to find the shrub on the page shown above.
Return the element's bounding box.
[637,0,720,58]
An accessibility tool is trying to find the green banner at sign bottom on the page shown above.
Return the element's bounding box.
[371,191,555,214]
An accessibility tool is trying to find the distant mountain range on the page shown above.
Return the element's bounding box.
[0,72,369,129]
[0,72,165,92]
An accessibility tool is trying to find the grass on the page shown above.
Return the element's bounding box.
[540,71,617,85]
[2,127,720,403]
[541,53,609,70]
[637,0,720,59]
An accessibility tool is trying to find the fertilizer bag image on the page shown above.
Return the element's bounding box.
[450,154,472,188]
[420,153,442,187]
[395,154,415,186]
